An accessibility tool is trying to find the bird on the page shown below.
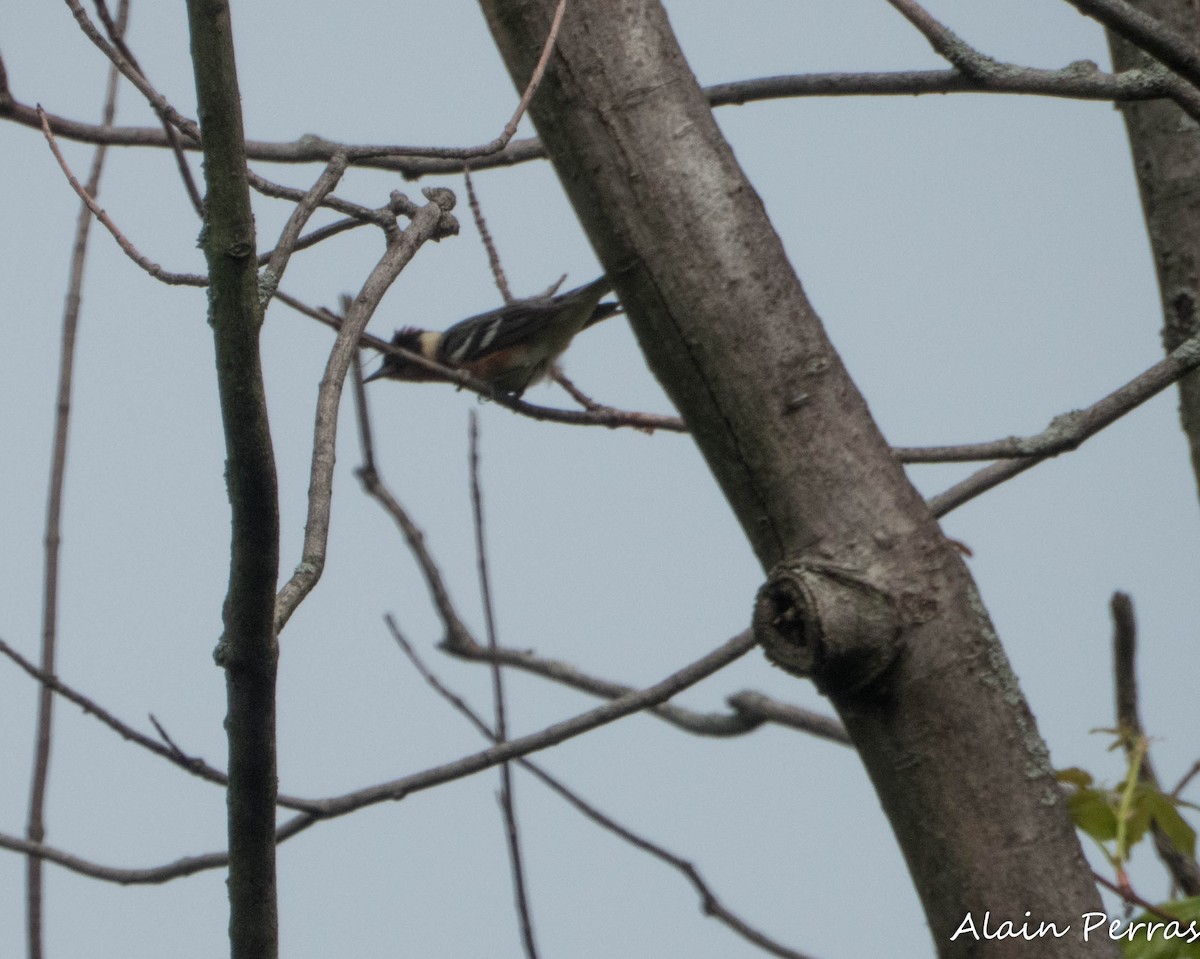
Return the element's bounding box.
[365,275,620,397]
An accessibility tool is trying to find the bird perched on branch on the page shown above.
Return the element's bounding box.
[365,275,620,397]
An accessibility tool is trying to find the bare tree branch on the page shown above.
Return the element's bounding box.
[0,831,249,886]
[37,106,207,286]
[64,0,568,168]
[185,0,283,951]
[296,624,758,816]
[464,167,513,302]
[273,190,459,635]
[886,0,1200,121]
[1110,592,1200,896]
[91,0,206,215]
[724,691,851,747]
[389,625,821,959]
[5,65,1183,177]
[884,0,1010,82]
[468,414,540,959]
[3,629,757,885]
[705,65,1162,106]
[0,636,316,812]
[349,388,844,746]
[27,11,126,953]
[924,331,1200,515]
[260,155,348,301]
[63,0,201,141]
[1063,0,1200,91]
[247,169,414,226]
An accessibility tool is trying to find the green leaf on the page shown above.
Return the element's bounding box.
[1121,786,1155,850]
[1141,792,1198,859]
[1069,787,1118,843]
[1117,897,1200,959]
[1058,767,1095,788]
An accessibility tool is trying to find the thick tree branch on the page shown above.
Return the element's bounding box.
[272,190,458,635]
[185,3,280,957]
[476,1,1113,954]
[3,65,1184,177]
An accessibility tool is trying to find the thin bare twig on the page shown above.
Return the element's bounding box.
[1172,762,1200,800]
[354,462,476,651]
[452,635,787,736]
[1093,871,1186,923]
[59,0,563,166]
[62,0,201,142]
[37,106,208,286]
[1110,593,1200,896]
[465,168,512,302]
[0,811,322,886]
[355,437,764,737]
[91,0,206,215]
[468,415,540,958]
[349,320,376,471]
[255,215,383,267]
[0,831,245,886]
[546,367,666,430]
[498,0,568,147]
[924,331,1200,515]
[5,636,222,787]
[389,627,820,959]
[704,65,1170,106]
[275,290,397,353]
[351,0,569,164]
[549,368,606,411]
[246,169,413,227]
[27,11,127,951]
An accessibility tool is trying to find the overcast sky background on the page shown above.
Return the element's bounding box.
[2,2,1198,957]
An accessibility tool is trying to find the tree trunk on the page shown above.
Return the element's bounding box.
[1108,0,1200,508]
[477,1,1114,955]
